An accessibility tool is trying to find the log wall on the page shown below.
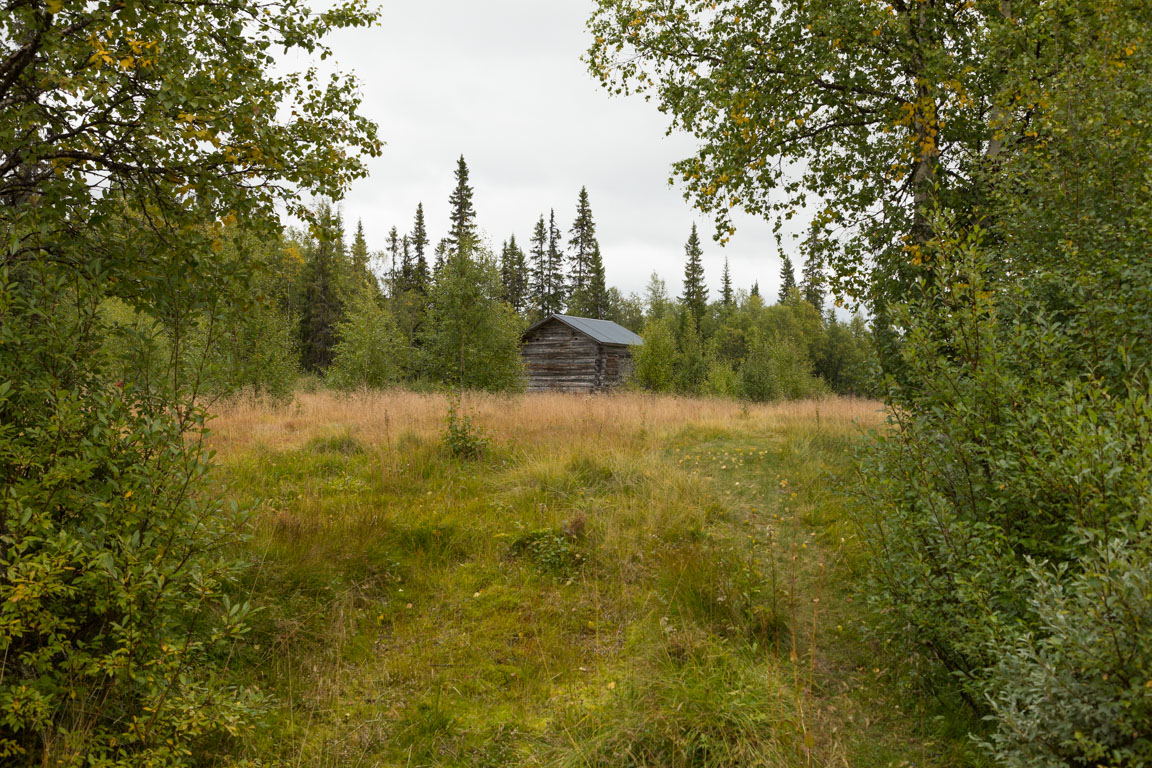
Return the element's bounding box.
[521,319,634,393]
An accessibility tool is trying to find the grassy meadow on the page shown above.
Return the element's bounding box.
[209,391,974,767]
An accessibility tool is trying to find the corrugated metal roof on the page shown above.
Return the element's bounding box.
[526,314,644,346]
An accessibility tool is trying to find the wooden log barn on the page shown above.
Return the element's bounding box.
[521,314,643,393]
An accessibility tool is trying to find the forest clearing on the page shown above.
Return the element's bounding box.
[208,392,971,766]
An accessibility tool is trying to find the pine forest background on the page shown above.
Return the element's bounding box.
[156,154,875,403]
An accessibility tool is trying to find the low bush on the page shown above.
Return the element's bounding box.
[442,398,491,459]
[982,540,1152,768]
[327,291,408,390]
[507,526,586,580]
[738,332,826,402]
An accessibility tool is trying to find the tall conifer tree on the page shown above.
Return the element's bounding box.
[544,209,567,314]
[386,226,401,296]
[299,204,345,372]
[501,236,530,314]
[528,215,549,315]
[800,252,825,312]
[433,239,449,279]
[346,219,379,299]
[351,220,369,276]
[583,243,610,318]
[681,224,708,327]
[568,186,597,292]
[778,254,797,303]
[411,202,430,293]
[751,281,761,298]
[446,155,477,256]
[721,257,734,307]
[333,209,347,262]
[400,235,414,292]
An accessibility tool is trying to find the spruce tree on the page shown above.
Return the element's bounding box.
[500,238,514,304]
[501,235,529,314]
[299,204,345,372]
[386,226,401,296]
[433,239,449,279]
[398,236,411,292]
[528,215,549,315]
[411,202,430,293]
[751,281,760,298]
[681,223,708,328]
[333,209,347,263]
[446,155,477,255]
[544,209,567,313]
[346,219,380,300]
[582,243,610,319]
[568,186,597,292]
[778,254,797,303]
[721,257,734,307]
[800,252,825,313]
[351,220,369,276]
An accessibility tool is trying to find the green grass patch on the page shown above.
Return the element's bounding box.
[216,396,976,767]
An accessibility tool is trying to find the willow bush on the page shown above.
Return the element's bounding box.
[856,5,1152,762]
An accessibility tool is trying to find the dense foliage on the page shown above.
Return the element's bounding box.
[0,269,265,762]
[851,3,1152,764]
[327,291,408,391]
[635,289,873,401]
[420,247,525,393]
[1,0,380,762]
[587,0,1015,304]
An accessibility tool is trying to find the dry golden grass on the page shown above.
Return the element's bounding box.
[209,390,885,456]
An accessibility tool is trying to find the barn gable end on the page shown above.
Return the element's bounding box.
[521,315,642,393]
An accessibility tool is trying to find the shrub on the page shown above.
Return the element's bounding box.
[327,291,408,390]
[702,358,739,398]
[857,213,1152,689]
[632,316,678,392]
[855,14,1152,751]
[197,295,299,402]
[857,214,1152,760]
[420,249,524,392]
[738,331,825,402]
[0,266,263,764]
[507,527,586,580]
[674,319,708,395]
[982,540,1152,768]
[442,398,490,459]
[100,298,173,395]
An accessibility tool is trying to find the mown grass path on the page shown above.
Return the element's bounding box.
[210,392,973,767]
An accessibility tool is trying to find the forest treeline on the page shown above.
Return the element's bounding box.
[128,154,874,400]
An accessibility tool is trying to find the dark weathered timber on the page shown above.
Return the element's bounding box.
[521,315,639,393]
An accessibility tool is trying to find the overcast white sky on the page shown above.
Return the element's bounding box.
[316,0,802,300]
